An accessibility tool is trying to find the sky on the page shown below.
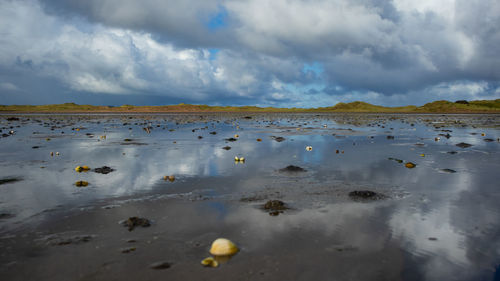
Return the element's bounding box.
[0,0,499,107]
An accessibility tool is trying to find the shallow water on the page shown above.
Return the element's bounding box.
[0,113,499,280]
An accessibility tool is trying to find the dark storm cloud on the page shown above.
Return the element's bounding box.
[0,0,499,106]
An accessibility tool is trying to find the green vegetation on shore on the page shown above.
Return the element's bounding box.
[1,99,499,113]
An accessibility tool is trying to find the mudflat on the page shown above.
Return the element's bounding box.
[0,113,499,281]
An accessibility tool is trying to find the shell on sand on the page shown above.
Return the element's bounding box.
[201,257,219,267]
[209,238,239,256]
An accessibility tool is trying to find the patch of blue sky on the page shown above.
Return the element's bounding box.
[284,82,325,93]
[302,62,324,77]
[206,6,228,30]
[208,48,220,60]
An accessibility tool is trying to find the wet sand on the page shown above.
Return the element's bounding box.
[0,113,499,281]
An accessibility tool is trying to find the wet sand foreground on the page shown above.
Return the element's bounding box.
[0,113,499,281]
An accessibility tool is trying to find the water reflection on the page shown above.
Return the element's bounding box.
[0,113,499,280]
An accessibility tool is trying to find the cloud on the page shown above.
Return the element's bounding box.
[0,0,499,106]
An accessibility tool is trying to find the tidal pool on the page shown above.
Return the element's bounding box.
[0,113,499,281]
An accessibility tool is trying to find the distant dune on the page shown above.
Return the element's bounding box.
[1,99,499,113]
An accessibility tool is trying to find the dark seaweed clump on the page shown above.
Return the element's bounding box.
[94,166,115,174]
[121,217,151,231]
[279,165,306,173]
[0,177,22,185]
[348,190,385,201]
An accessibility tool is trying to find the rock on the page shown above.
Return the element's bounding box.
[225,137,237,142]
[271,136,285,142]
[440,169,456,173]
[209,131,217,135]
[484,138,495,142]
[447,151,458,154]
[388,157,403,163]
[279,165,306,173]
[121,217,151,231]
[222,146,231,150]
[6,117,19,121]
[121,247,136,253]
[456,142,472,148]
[438,133,451,139]
[94,166,115,174]
[149,261,171,270]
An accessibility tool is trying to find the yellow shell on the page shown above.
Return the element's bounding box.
[234,156,240,161]
[201,257,219,268]
[75,181,88,187]
[209,238,239,256]
[75,166,83,172]
[239,157,245,162]
[405,162,416,168]
[234,134,239,138]
[82,165,90,171]
[420,154,425,157]
[168,175,175,182]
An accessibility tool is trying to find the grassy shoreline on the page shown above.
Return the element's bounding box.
[1,99,499,113]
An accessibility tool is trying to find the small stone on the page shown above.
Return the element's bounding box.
[149,261,171,270]
[121,247,136,253]
[456,142,472,148]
